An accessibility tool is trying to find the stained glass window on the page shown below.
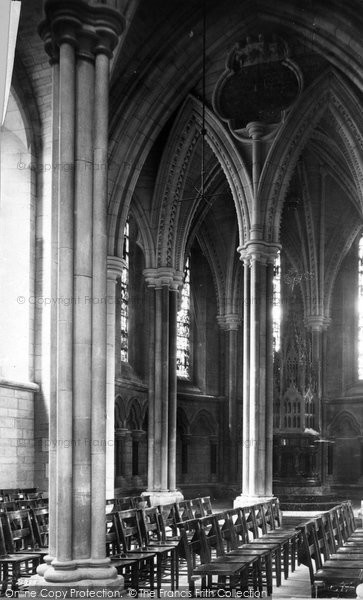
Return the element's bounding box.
[177,257,191,379]
[120,219,129,362]
[358,234,363,379]
[272,251,281,352]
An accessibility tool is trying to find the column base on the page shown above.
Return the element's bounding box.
[29,562,123,596]
[143,489,184,506]
[29,576,124,597]
[233,494,277,508]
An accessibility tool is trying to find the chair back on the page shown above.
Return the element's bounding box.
[157,503,178,538]
[175,500,194,523]
[31,507,49,548]
[105,512,121,557]
[116,509,143,551]
[2,509,37,552]
[296,520,323,584]
[199,496,213,515]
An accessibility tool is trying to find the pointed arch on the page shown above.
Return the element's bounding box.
[127,398,143,430]
[190,409,217,436]
[260,69,363,242]
[325,218,361,319]
[153,95,252,271]
[115,395,127,428]
[177,407,190,435]
[328,410,361,438]
[125,196,156,269]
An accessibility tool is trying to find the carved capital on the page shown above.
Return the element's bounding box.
[39,0,124,61]
[304,315,331,332]
[217,314,241,331]
[238,240,280,265]
[107,255,124,280]
[143,267,183,290]
[246,121,266,140]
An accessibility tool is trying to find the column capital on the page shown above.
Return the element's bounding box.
[131,429,146,441]
[107,255,124,280]
[246,121,266,140]
[39,0,124,61]
[238,240,281,265]
[143,267,183,290]
[217,314,241,331]
[304,315,331,331]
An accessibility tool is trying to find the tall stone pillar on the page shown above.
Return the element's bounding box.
[217,314,240,482]
[143,268,183,505]
[304,315,330,484]
[106,256,124,499]
[235,242,279,506]
[36,0,124,590]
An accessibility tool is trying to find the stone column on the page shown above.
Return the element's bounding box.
[106,256,123,499]
[168,283,179,493]
[114,428,128,488]
[304,315,330,484]
[217,314,240,482]
[143,268,183,505]
[36,0,123,589]
[235,242,279,506]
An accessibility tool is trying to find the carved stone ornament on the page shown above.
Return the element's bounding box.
[213,34,303,141]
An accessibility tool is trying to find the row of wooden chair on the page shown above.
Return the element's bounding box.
[0,507,48,592]
[106,506,179,593]
[176,501,300,594]
[104,497,213,592]
[297,500,363,597]
[106,494,151,511]
[0,497,49,512]
[0,489,44,503]
[106,495,212,518]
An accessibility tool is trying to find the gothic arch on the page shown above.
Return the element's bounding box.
[153,95,252,271]
[324,218,361,319]
[328,410,361,438]
[190,409,218,437]
[260,69,363,243]
[196,224,226,316]
[119,197,156,269]
[177,407,190,435]
[127,398,143,430]
[115,395,127,428]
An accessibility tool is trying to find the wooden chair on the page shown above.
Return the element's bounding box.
[175,500,194,523]
[131,495,151,509]
[199,496,213,516]
[235,505,282,586]
[0,513,41,593]
[157,503,179,540]
[192,514,261,593]
[117,508,178,593]
[105,512,155,592]
[217,511,274,595]
[138,507,179,590]
[298,518,363,597]
[30,507,49,548]
[256,501,300,576]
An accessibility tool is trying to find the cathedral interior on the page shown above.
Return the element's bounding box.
[1,0,363,594]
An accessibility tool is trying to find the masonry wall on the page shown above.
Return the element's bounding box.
[0,384,35,488]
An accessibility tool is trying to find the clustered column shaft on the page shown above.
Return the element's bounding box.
[38,0,123,587]
[143,268,183,504]
[238,242,279,502]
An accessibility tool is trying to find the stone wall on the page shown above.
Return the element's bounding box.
[0,383,36,488]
